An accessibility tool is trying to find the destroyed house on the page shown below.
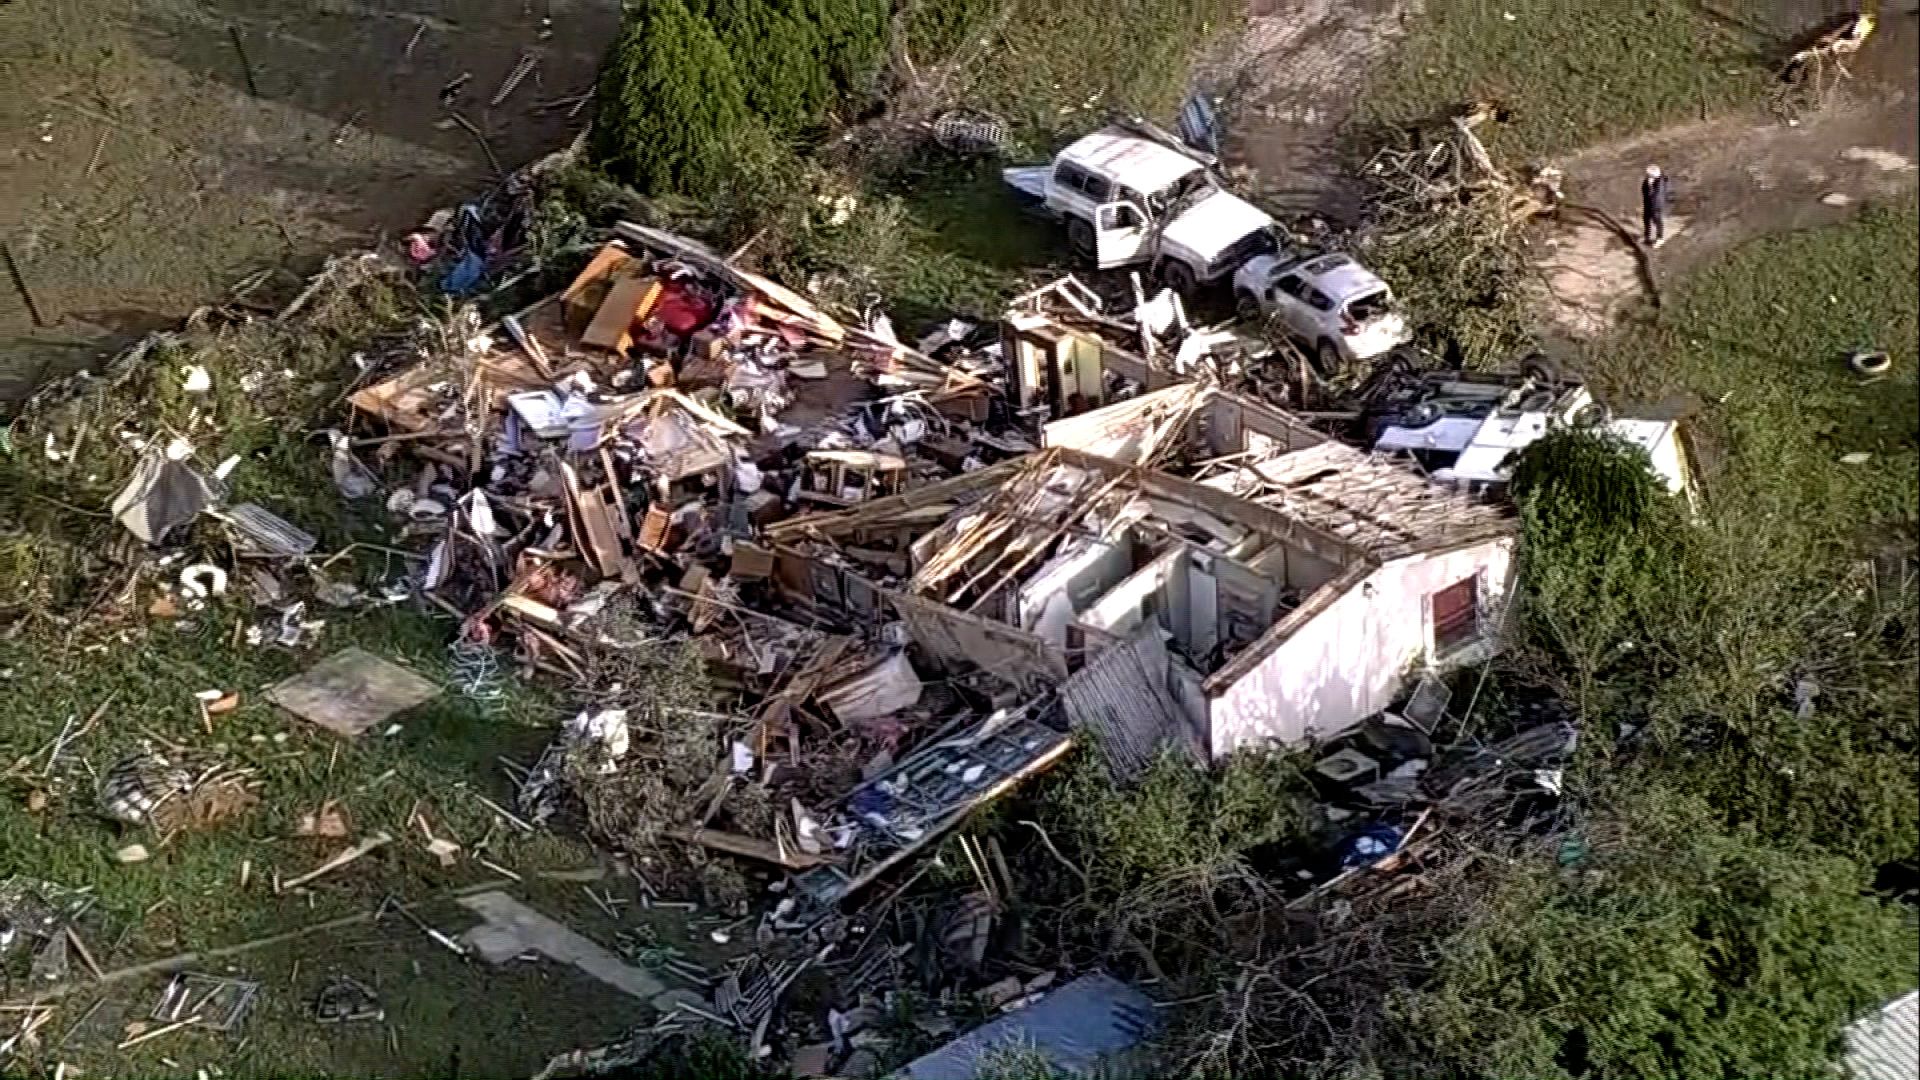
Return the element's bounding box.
[768,388,1517,770]
[1000,276,1259,427]
[1042,383,1519,759]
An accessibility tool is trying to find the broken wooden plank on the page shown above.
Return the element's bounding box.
[559,463,631,579]
[671,827,836,871]
[276,831,393,893]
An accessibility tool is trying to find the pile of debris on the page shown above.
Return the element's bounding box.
[293,220,1116,911]
[341,221,1043,673]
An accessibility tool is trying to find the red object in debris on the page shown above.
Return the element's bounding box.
[460,613,494,646]
[405,232,437,265]
[653,280,714,337]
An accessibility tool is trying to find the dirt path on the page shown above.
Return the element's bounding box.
[1535,15,1919,339]
[0,0,619,403]
[1206,0,1419,226]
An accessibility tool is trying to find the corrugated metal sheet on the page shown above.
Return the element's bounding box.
[897,972,1161,1080]
[1844,990,1919,1080]
[1062,633,1198,779]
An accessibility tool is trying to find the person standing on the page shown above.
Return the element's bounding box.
[1641,164,1671,247]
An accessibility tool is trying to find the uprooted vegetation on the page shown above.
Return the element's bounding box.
[1383,783,1918,1080]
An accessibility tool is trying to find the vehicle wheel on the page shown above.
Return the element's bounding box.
[1066,218,1096,260]
[1235,291,1261,320]
[1570,401,1612,427]
[1157,260,1197,295]
[1314,338,1343,376]
[1520,353,1562,386]
[1849,350,1892,376]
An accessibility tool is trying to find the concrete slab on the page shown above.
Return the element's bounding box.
[456,891,667,1002]
[267,647,441,737]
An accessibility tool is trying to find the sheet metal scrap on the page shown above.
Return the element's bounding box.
[783,705,1074,923]
[150,971,260,1031]
[312,976,384,1024]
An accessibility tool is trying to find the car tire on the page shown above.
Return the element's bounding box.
[1314,338,1342,376]
[1157,260,1197,295]
[1520,353,1562,386]
[1066,218,1096,260]
[1570,401,1612,427]
[1235,291,1262,319]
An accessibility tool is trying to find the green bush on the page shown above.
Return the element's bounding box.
[1045,746,1313,897]
[593,0,752,194]
[1389,787,1919,1080]
[1510,431,1918,866]
[1509,426,1667,533]
[798,0,891,103]
[902,0,998,64]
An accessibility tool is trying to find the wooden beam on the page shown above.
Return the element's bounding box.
[671,827,836,871]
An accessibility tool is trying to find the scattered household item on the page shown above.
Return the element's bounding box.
[150,972,260,1031]
[111,449,220,544]
[312,976,384,1024]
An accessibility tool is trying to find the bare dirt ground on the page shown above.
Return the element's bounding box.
[0,0,619,402]
[1535,13,1920,340]
[1205,0,1420,225]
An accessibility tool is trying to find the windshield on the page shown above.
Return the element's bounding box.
[1148,170,1218,214]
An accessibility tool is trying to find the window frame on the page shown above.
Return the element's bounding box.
[1430,575,1483,657]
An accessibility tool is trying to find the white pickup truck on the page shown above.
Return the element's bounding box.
[1004,125,1278,294]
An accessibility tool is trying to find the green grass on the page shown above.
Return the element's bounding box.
[1588,195,1919,529]
[894,0,1235,153]
[1367,0,1785,160]
[1516,198,1920,864]
[0,262,668,1075]
[53,879,662,1079]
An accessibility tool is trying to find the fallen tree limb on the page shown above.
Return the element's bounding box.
[1559,202,1664,310]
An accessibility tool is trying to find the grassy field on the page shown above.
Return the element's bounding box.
[1587,194,1919,529]
[900,0,1237,152]
[0,262,722,1075]
[1365,0,1784,159]
[1553,195,1920,863]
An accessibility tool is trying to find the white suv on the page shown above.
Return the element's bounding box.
[1233,251,1410,372]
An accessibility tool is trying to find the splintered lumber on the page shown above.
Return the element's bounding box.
[276,831,393,893]
[559,462,632,579]
[560,243,638,306]
[672,827,836,871]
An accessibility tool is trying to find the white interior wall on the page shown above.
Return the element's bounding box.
[1207,537,1516,756]
[1077,545,1188,645]
[1285,547,1342,592]
[1020,532,1137,650]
